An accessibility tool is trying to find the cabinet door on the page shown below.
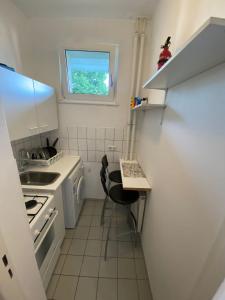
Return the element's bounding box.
[33,80,58,134]
[0,68,38,140]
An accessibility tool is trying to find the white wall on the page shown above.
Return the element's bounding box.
[25,17,151,198]
[137,0,225,299]
[0,0,30,73]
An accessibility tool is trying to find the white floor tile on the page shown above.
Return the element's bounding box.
[118,258,136,279]
[99,257,117,278]
[74,226,90,239]
[69,239,87,255]
[88,227,103,240]
[78,215,92,226]
[75,277,98,300]
[118,279,139,300]
[62,255,83,276]
[135,259,148,279]
[54,276,78,300]
[137,280,153,300]
[54,255,66,274]
[85,240,102,256]
[80,256,100,277]
[97,278,117,300]
[61,239,72,254]
[118,241,134,258]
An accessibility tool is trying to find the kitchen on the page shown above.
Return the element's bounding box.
[1,0,225,300]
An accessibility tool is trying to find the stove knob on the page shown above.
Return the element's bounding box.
[48,208,54,213]
[45,214,50,220]
[34,230,40,236]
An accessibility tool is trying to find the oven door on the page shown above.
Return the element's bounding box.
[34,210,58,270]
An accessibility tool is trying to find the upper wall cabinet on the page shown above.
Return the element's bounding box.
[33,80,58,134]
[0,68,58,141]
[0,68,38,140]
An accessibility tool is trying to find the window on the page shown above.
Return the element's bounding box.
[60,45,118,105]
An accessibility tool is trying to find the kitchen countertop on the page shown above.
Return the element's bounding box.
[22,155,80,191]
[120,159,152,191]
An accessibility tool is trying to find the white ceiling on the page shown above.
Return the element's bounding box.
[12,0,156,19]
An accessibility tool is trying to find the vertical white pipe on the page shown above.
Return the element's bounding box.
[125,32,139,160]
[130,29,146,160]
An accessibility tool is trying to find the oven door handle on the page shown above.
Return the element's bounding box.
[34,210,58,254]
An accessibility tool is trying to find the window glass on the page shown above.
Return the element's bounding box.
[65,50,110,96]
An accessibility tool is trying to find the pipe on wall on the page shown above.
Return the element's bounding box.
[129,19,146,160]
[125,32,139,160]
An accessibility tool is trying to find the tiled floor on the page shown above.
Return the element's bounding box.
[47,199,152,300]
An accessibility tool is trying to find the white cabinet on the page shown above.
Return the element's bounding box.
[0,67,39,140]
[0,67,58,141]
[33,80,58,134]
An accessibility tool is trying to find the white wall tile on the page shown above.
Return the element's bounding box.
[87,151,96,162]
[96,151,104,162]
[62,149,70,155]
[105,152,113,163]
[87,127,96,139]
[59,127,68,138]
[70,149,79,156]
[78,139,87,150]
[105,140,114,152]
[114,140,123,152]
[68,126,77,139]
[69,139,78,150]
[59,138,69,150]
[122,141,128,154]
[96,128,105,140]
[78,127,87,139]
[115,128,124,141]
[96,140,105,151]
[79,150,87,162]
[114,152,122,163]
[105,128,115,140]
[87,139,95,151]
[123,127,128,141]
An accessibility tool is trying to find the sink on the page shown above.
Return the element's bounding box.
[20,171,60,186]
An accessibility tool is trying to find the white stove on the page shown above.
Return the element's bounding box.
[23,194,56,242]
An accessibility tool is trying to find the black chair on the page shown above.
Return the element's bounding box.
[102,154,122,184]
[100,167,139,260]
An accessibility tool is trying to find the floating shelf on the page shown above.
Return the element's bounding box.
[132,103,166,111]
[143,17,225,90]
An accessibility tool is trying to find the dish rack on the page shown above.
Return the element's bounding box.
[25,151,63,166]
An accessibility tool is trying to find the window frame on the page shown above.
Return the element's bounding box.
[59,44,119,105]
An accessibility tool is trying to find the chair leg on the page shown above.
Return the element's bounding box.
[128,206,138,247]
[101,195,108,226]
[104,203,115,261]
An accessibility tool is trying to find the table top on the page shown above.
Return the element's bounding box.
[119,159,152,191]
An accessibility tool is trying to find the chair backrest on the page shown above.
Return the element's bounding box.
[100,167,108,196]
[101,154,109,170]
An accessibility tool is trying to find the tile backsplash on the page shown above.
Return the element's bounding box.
[11,126,134,164]
[58,126,130,163]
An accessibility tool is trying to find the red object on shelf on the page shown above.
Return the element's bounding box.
[157,36,172,70]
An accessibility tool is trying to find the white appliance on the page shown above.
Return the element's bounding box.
[63,160,85,228]
[23,194,59,289]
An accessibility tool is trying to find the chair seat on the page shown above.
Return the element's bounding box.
[109,170,122,183]
[109,184,139,205]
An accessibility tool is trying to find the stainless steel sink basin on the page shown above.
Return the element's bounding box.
[20,171,60,186]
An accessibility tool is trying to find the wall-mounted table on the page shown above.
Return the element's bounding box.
[119,159,152,231]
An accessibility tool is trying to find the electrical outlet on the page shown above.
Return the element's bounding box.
[107,145,116,151]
